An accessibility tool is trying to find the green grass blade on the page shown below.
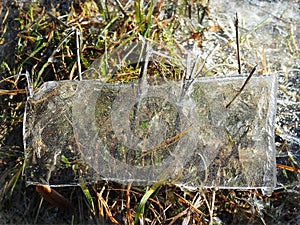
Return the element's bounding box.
[134,181,162,225]
[79,176,95,215]
[135,0,145,33]
[144,0,154,37]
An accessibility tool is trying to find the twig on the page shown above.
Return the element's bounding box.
[235,12,241,75]
[226,65,257,109]
[198,0,210,25]
[35,185,74,211]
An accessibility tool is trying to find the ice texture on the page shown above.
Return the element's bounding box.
[24,74,277,189]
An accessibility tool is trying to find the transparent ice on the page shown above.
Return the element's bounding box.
[23,43,278,189]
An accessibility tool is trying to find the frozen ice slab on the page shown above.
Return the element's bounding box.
[23,74,277,190]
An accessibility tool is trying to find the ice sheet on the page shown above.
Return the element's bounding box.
[23,74,277,189]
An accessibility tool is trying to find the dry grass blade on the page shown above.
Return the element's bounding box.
[173,192,208,217]
[140,125,192,158]
[276,163,300,173]
[168,208,189,225]
[126,183,134,225]
[75,28,83,80]
[208,189,216,225]
[0,89,26,95]
[96,191,119,224]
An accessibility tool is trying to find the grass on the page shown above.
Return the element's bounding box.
[0,0,299,224]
